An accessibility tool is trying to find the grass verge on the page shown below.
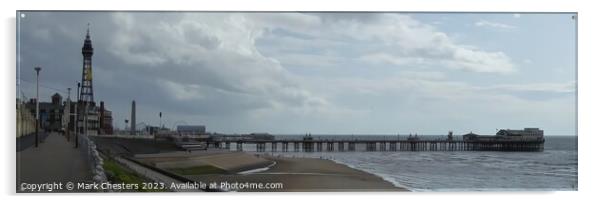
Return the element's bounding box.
[103,158,168,192]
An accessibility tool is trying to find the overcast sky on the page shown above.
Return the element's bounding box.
[16,12,576,135]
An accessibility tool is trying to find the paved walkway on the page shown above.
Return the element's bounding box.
[17,132,93,192]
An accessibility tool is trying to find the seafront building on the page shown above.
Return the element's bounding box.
[17,99,37,137]
[462,128,544,141]
[19,94,114,135]
[99,101,113,134]
[24,93,64,132]
[176,125,206,135]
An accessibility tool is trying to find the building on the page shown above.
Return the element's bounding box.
[463,128,544,141]
[145,126,159,135]
[17,99,36,137]
[48,93,64,131]
[99,101,113,134]
[496,128,544,139]
[143,125,170,135]
[243,133,275,140]
[176,125,206,135]
[77,106,99,136]
[25,93,64,132]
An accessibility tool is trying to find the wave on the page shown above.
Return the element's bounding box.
[238,161,276,174]
[328,158,416,191]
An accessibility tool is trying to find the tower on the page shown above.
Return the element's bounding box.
[80,23,94,105]
[131,100,136,135]
[78,24,99,136]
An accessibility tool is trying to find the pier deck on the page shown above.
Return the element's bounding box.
[211,139,545,152]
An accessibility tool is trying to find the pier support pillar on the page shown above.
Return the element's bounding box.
[327,142,334,152]
[389,142,397,151]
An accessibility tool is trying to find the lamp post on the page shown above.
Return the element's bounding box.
[75,82,80,148]
[34,67,41,148]
[66,87,71,141]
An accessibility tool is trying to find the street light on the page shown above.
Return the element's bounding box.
[34,66,41,148]
[66,87,71,141]
[75,82,80,148]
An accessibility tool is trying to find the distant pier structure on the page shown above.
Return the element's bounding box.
[213,128,545,152]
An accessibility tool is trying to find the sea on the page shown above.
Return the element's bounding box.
[237,135,577,191]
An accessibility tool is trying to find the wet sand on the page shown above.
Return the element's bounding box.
[186,155,407,192]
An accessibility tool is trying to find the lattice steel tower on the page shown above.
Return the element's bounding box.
[80,24,94,105]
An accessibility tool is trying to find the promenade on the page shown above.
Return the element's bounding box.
[17,132,93,192]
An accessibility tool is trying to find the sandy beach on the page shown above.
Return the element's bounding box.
[135,151,274,173]
[93,138,406,192]
[186,155,407,192]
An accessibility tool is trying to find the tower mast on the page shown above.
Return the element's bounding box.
[79,23,96,135]
[80,23,94,104]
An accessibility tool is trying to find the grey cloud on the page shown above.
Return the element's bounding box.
[475,20,517,29]
[19,12,322,128]
[250,13,517,74]
[137,13,331,119]
[16,11,574,135]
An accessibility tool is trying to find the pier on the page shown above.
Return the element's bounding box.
[213,139,545,152]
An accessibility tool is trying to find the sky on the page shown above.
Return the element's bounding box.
[16,11,577,135]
